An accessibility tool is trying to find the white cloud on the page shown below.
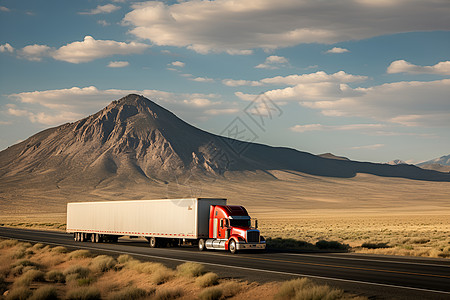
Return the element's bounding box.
[326,47,349,54]
[350,144,385,150]
[301,79,450,127]
[7,86,238,125]
[52,36,149,63]
[0,43,14,53]
[290,123,384,133]
[260,71,368,85]
[183,98,213,107]
[79,4,120,15]
[122,0,450,54]
[98,20,111,26]
[19,44,52,61]
[255,55,289,69]
[205,108,240,115]
[226,71,367,89]
[107,61,129,68]
[170,61,185,67]
[387,60,450,75]
[222,79,262,87]
[0,6,10,12]
[189,77,214,83]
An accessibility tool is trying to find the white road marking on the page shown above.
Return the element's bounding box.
[282,252,450,268]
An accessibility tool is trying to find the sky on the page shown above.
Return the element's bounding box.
[0,0,449,164]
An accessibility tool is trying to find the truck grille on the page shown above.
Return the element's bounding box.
[247,231,260,243]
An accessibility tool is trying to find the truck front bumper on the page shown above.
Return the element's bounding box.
[236,242,266,250]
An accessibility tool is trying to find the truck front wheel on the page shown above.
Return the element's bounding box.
[149,237,158,248]
[229,239,237,254]
[198,239,206,251]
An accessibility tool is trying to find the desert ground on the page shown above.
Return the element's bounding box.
[1,171,449,258]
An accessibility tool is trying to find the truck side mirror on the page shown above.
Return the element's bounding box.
[255,219,258,229]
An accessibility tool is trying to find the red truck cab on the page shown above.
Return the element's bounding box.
[198,205,266,253]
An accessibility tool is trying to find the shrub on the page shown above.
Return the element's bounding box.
[274,278,344,300]
[90,255,116,272]
[51,246,67,253]
[5,286,32,300]
[219,281,241,298]
[195,272,219,287]
[198,287,223,300]
[107,287,148,300]
[68,250,92,259]
[12,259,39,268]
[153,288,182,300]
[15,269,45,286]
[63,266,90,279]
[66,287,101,300]
[176,262,205,277]
[361,242,390,249]
[411,238,430,244]
[0,239,19,249]
[315,240,349,251]
[128,261,165,274]
[266,237,314,250]
[29,286,59,300]
[152,268,175,285]
[31,243,45,250]
[11,248,26,259]
[45,270,66,283]
[77,277,94,286]
[117,254,133,264]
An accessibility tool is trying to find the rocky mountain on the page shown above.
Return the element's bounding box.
[387,159,407,165]
[417,155,450,172]
[1,94,449,193]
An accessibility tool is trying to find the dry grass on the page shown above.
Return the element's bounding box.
[198,286,222,300]
[274,278,345,300]
[176,262,205,277]
[66,287,101,300]
[195,272,219,288]
[107,286,148,300]
[45,270,65,283]
[90,255,116,272]
[260,214,450,258]
[153,287,182,300]
[5,286,32,300]
[68,250,92,260]
[29,285,59,300]
[0,239,368,300]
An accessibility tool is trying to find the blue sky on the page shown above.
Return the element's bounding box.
[1,0,449,164]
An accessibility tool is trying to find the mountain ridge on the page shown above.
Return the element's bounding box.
[1,94,449,190]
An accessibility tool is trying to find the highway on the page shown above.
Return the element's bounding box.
[1,226,449,299]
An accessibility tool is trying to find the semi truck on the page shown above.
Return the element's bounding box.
[66,198,265,253]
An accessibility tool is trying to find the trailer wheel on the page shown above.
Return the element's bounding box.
[80,233,85,242]
[198,239,206,251]
[90,234,96,243]
[149,237,158,248]
[229,239,237,254]
[95,234,102,243]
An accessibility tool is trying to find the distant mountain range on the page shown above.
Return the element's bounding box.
[417,155,450,172]
[1,94,449,196]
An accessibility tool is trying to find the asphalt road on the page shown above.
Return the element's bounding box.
[1,227,449,300]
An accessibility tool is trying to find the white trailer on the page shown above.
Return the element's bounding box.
[67,198,226,246]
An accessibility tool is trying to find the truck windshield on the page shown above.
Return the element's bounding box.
[229,219,251,228]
